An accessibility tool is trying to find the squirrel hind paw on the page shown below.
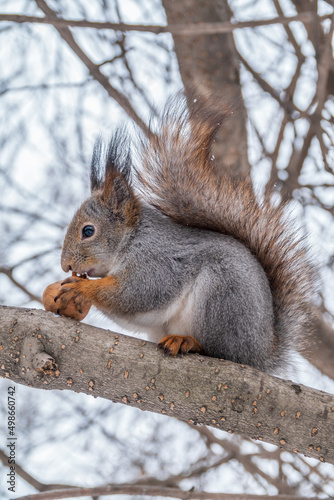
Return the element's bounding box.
[158,335,204,356]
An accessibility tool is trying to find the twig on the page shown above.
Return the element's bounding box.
[0,449,76,492]
[0,267,42,303]
[237,51,283,104]
[0,81,90,96]
[186,425,295,494]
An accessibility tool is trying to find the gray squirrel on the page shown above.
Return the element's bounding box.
[56,93,315,375]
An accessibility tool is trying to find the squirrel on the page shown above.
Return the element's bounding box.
[56,92,316,375]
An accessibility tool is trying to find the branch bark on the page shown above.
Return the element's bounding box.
[1,306,334,464]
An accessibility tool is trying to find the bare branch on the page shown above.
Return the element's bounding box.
[0,11,332,36]
[0,205,65,229]
[272,0,306,64]
[0,81,90,96]
[0,268,42,303]
[1,306,334,465]
[265,115,290,195]
[12,483,324,500]
[0,449,77,492]
[186,425,296,494]
[237,50,283,104]
[34,0,150,135]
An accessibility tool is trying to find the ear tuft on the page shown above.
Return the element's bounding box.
[102,128,132,202]
[89,128,135,210]
[90,129,134,200]
[90,136,104,192]
[105,127,132,182]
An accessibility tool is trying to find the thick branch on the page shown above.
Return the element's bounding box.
[1,306,334,465]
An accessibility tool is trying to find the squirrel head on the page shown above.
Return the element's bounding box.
[61,132,140,277]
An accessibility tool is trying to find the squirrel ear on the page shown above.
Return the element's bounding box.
[110,174,133,208]
[102,169,135,210]
[103,172,140,226]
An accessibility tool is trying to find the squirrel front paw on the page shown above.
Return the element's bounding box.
[44,275,91,321]
[54,278,88,314]
[158,335,204,356]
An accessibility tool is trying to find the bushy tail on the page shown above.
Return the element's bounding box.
[135,92,316,371]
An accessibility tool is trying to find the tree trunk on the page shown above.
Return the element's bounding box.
[162,0,250,178]
[307,316,334,381]
[1,305,334,464]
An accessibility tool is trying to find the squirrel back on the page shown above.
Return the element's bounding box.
[134,92,316,374]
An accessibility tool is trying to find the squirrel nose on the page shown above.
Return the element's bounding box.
[61,261,72,273]
[61,251,73,273]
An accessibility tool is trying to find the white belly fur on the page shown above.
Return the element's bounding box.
[110,283,196,343]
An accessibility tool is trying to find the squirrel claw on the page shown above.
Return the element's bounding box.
[61,275,85,286]
[158,335,204,356]
[54,281,86,315]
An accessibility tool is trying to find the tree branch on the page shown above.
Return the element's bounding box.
[12,483,324,500]
[33,0,150,135]
[1,306,334,465]
[0,449,77,492]
[0,12,332,35]
[0,267,42,304]
[187,426,296,494]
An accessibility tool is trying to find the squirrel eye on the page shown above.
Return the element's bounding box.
[82,225,95,239]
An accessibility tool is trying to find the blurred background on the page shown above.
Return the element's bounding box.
[1,0,334,498]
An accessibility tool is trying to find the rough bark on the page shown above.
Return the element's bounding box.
[1,305,334,465]
[162,0,250,178]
